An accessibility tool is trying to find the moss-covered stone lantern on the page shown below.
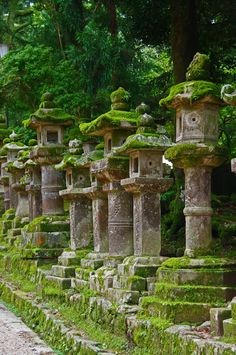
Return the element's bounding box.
[162,53,226,257]
[0,145,10,211]
[3,132,28,210]
[56,138,94,250]
[29,92,74,216]
[6,149,30,219]
[117,111,173,257]
[80,88,139,257]
[22,93,74,251]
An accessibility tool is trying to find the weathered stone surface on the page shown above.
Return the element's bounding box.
[104,182,133,256]
[41,165,64,215]
[83,186,109,253]
[184,166,213,257]
[158,268,236,286]
[108,288,140,305]
[45,275,71,289]
[51,265,75,278]
[223,318,236,337]
[210,307,231,336]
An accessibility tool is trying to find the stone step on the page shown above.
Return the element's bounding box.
[107,288,140,305]
[140,297,220,324]
[118,263,159,278]
[157,268,236,287]
[223,318,236,337]
[58,252,81,266]
[80,258,104,270]
[155,283,236,303]
[46,275,71,289]
[113,275,147,291]
[51,265,75,278]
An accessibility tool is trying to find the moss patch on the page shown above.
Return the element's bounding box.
[79,110,138,135]
[159,80,221,108]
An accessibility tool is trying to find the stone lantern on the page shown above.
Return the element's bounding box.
[0,146,10,211]
[161,53,226,257]
[6,150,30,219]
[23,92,74,250]
[3,132,28,210]
[29,93,74,216]
[57,139,94,250]
[118,111,172,257]
[80,88,139,258]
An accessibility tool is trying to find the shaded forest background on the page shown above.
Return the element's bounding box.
[0,0,235,256]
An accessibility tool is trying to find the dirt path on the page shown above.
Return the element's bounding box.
[0,303,55,355]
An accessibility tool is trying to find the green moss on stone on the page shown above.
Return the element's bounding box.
[164,143,226,166]
[159,80,221,108]
[186,53,211,81]
[79,110,138,135]
[23,215,69,233]
[115,133,171,153]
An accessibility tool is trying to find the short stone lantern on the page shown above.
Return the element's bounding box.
[0,146,10,210]
[80,88,139,257]
[161,53,226,257]
[6,149,30,219]
[117,108,173,257]
[3,132,28,210]
[57,138,94,250]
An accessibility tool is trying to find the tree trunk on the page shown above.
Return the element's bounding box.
[170,0,198,83]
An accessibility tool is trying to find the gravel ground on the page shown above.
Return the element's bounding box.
[0,303,55,355]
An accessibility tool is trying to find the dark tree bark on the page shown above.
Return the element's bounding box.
[106,0,118,38]
[171,0,198,83]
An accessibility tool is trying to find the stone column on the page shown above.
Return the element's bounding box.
[104,182,133,256]
[184,166,213,257]
[15,185,29,217]
[134,191,160,256]
[69,195,92,250]
[41,165,64,215]
[25,165,42,221]
[83,186,109,253]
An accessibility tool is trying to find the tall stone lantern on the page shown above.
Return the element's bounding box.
[161,53,226,257]
[117,109,173,257]
[29,93,74,216]
[80,88,139,257]
[24,92,74,250]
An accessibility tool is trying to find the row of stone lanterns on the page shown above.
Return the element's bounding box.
[0,54,235,302]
